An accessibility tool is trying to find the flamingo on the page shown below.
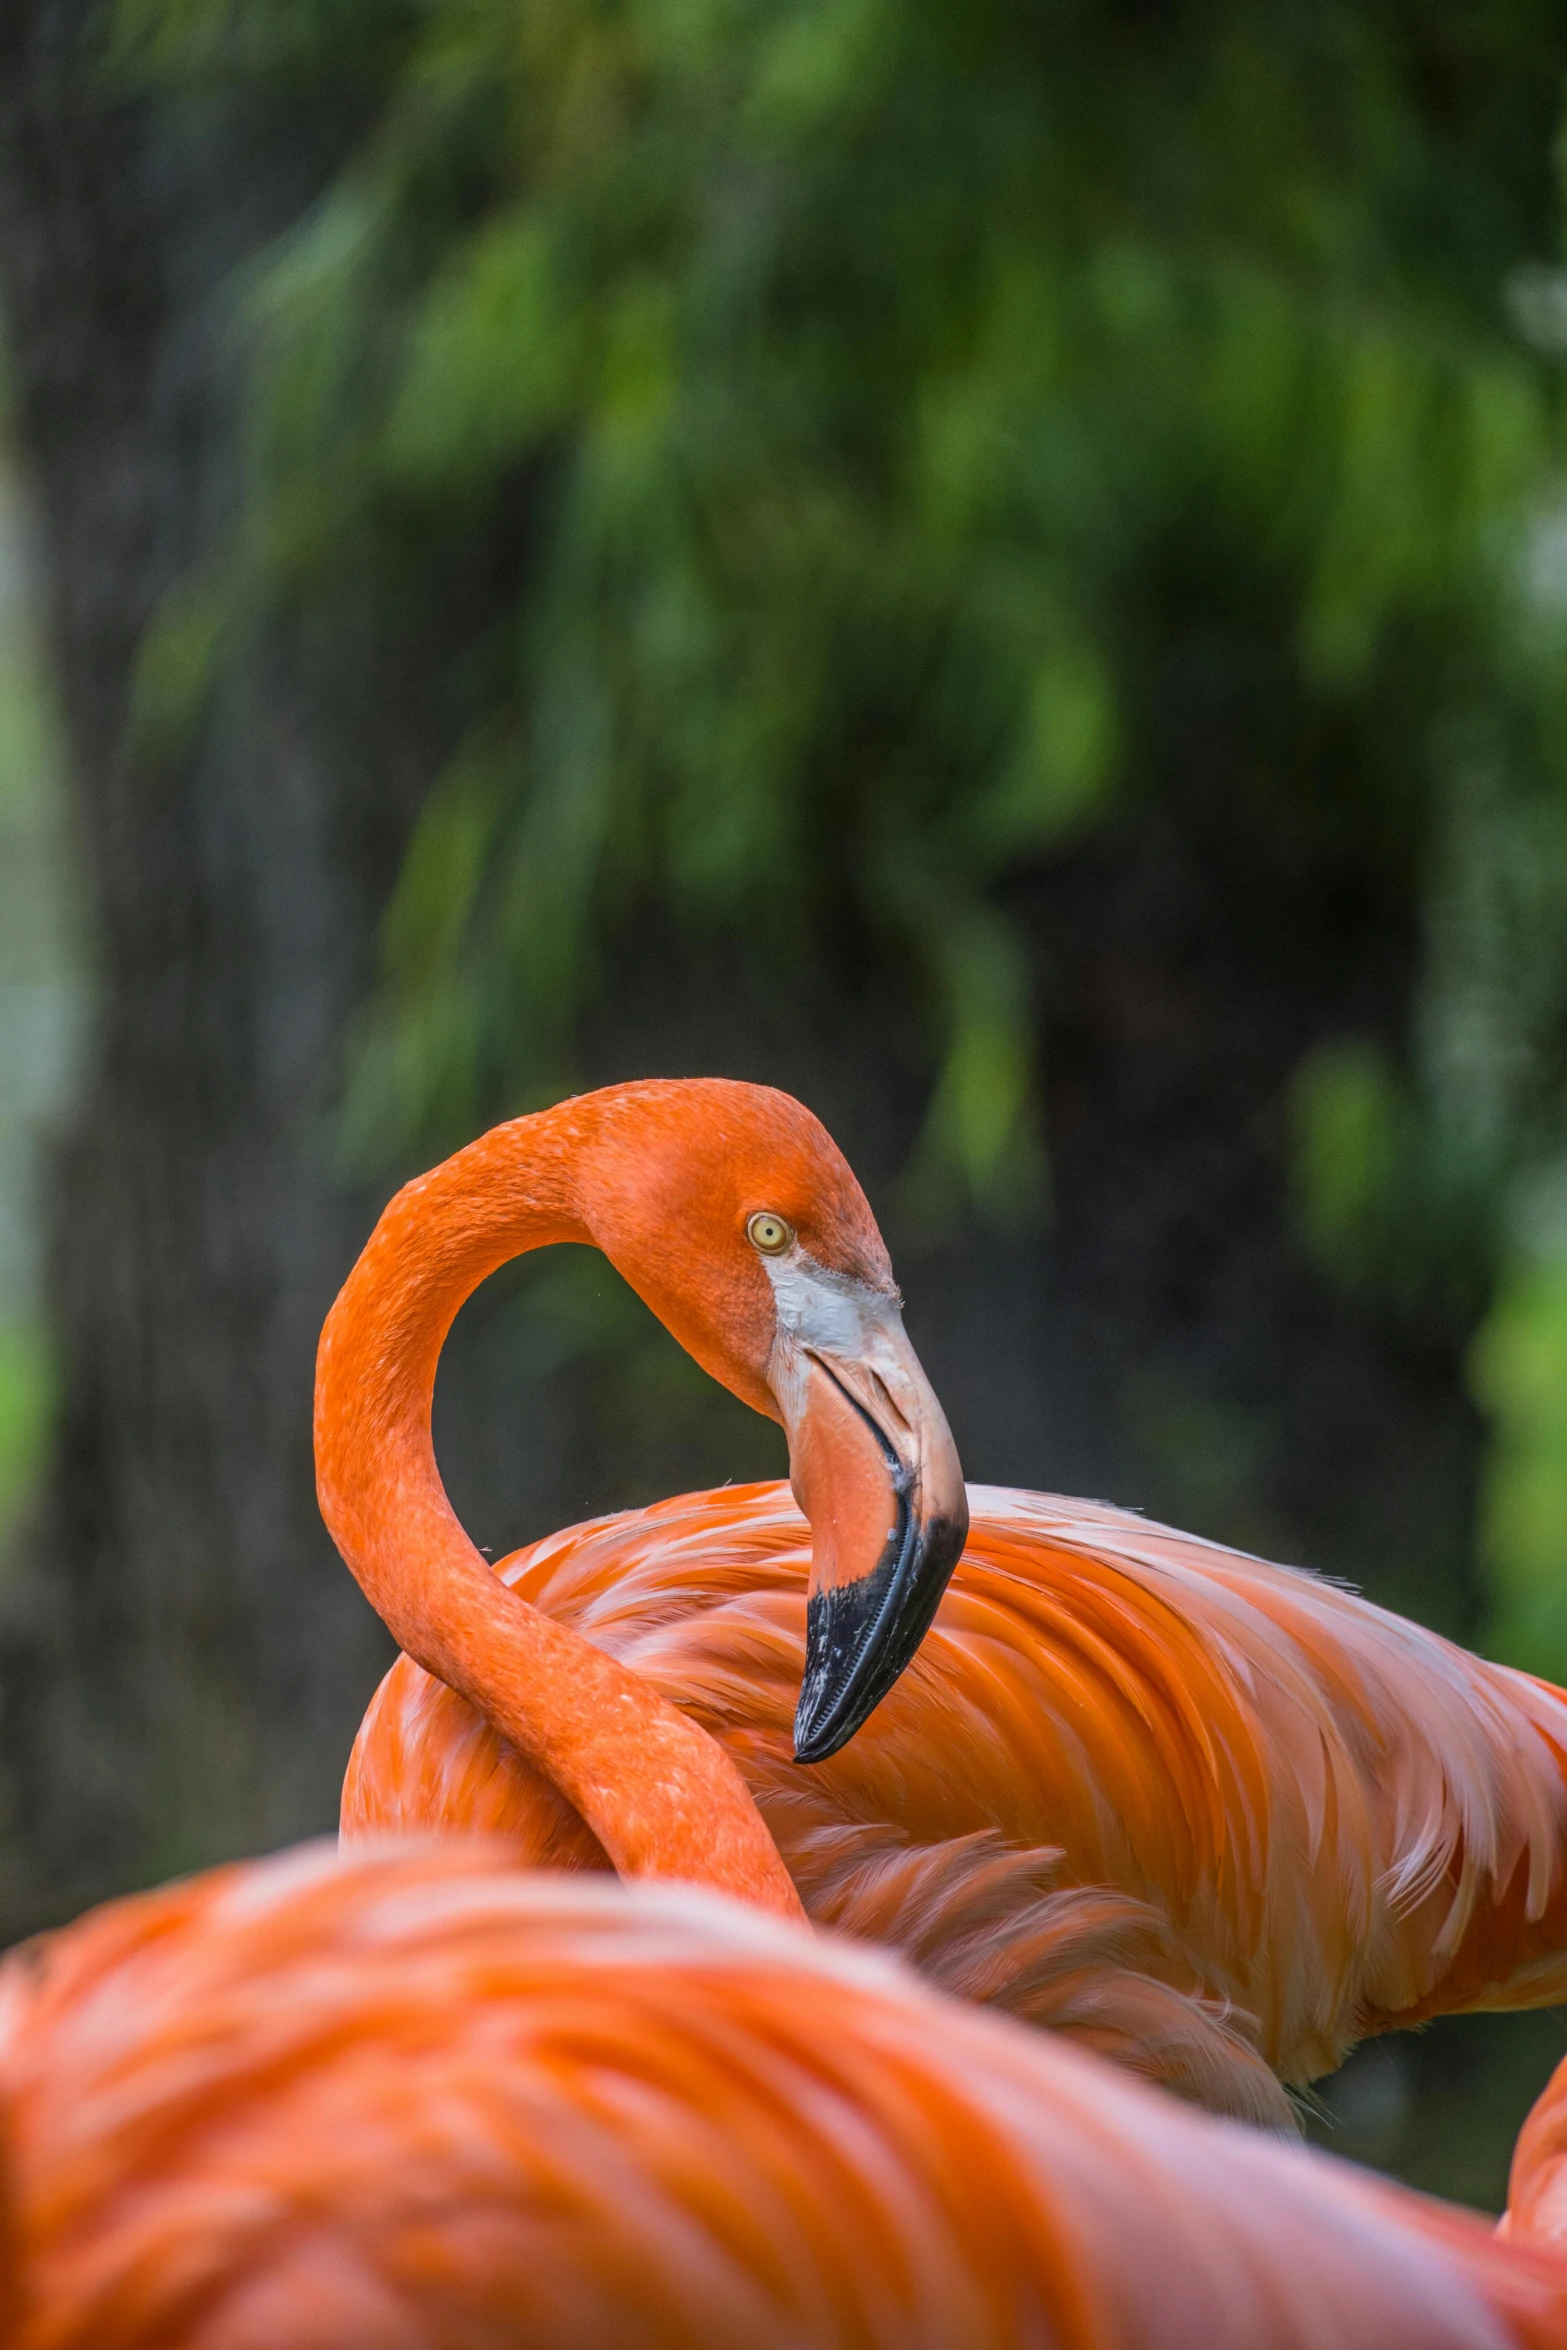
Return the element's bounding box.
[325,1078,1567,2096]
[1504,2048,1567,2253]
[6,1838,1567,2350]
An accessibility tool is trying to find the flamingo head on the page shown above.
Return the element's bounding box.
[573,1081,968,1762]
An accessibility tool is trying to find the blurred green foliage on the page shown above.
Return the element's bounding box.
[0,360,72,1549]
[113,0,1567,1186]
[1291,1041,1409,1289]
[1473,1191,1567,1682]
[109,0,1567,1660]
[0,1322,53,1546]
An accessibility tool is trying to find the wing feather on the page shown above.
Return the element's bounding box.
[347,1479,1567,2085]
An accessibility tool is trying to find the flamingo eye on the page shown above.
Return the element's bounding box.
[747,1211,794,1256]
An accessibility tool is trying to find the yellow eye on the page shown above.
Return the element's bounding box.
[747,1211,794,1256]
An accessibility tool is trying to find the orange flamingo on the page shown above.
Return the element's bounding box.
[326,1079,1567,2095]
[6,1839,1567,2350]
[1504,2049,1567,2253]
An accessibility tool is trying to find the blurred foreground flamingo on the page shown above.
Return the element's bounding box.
[6,1839,1567,2350]
[327,1079,1567,2094]
[1505,2047,1567,2254]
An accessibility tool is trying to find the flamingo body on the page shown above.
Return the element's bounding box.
[1506,2051,1567,2255]
[346,1480,1567,2088]
[6,1841,1567,2350]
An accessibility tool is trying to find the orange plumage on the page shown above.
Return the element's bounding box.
[5,1841,1567,2350]
[347,1478,1567,2094]
[1506,2049,1567,2255]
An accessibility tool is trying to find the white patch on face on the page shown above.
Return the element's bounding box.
[762,1252,905,1359]
[761,1244,966,1554]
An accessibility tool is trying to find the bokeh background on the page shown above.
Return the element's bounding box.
[4,0,1567,2207]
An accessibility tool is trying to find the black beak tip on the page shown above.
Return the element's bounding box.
[791,1571,889,1764]
[792,1700,865,1768]
[791,1507,967,1765]
[791,1718,846,1768]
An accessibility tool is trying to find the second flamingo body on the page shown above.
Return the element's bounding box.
[347,1476,1567,2087]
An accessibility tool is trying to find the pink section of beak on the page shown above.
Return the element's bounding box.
[787,1358,906,1596]
[775,1311,968,1762]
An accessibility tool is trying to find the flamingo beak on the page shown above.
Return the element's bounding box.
[766,1266,968,1764]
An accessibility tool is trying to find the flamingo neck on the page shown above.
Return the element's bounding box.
[315,1100,803,1921]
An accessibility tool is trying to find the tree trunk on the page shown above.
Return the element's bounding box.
[0,0,411,1931]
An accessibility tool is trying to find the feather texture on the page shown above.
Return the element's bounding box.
[4,1842,1567,2350]
[1504,2052,1567,2254]
[346,1481,1567,2087]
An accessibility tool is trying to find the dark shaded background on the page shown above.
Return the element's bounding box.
[4,0,1567,2205]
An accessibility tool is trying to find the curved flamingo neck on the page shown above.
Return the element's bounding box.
[316,1100,803,1921]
